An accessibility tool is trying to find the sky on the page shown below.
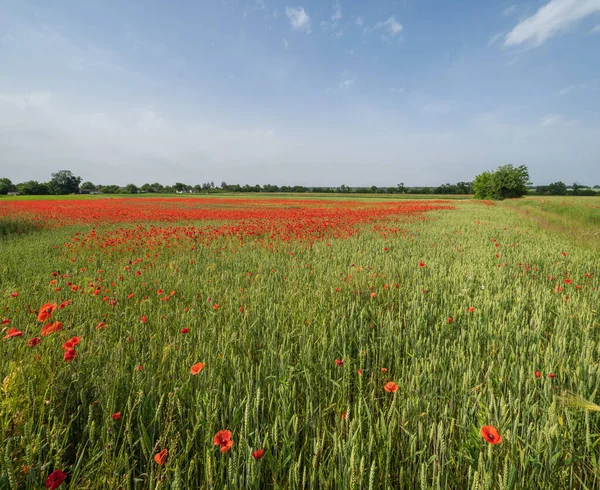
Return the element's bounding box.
[0,0,599,187]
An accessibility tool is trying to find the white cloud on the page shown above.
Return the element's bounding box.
[555,85,574,96]
[488,33,503,46]
[592,23,600,33]
[320,2,343,34]
[0,91,283,184]
[390,87,405,94]
[375,16,403,37]
[540,114,562,126]
[356,16,364,27]
[505,0,600,47]
[282,38,289,49]
[502,5,518,16]
[286,6,311,33]
[0,91,53,109]
[339,78,355,89]
[332,2,342,22]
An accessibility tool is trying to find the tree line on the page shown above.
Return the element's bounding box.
[1,169,598,197]
[0,171,474,196]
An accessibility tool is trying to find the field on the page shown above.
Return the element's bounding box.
[1,195,599,489]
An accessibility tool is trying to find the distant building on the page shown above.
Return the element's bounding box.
[7,191,19,196]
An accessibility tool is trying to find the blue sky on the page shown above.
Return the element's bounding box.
[1,0,599,186]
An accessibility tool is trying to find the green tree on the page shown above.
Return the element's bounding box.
[48,170,82,195]
[473,171,494,199]
[473,165,530,200]
[0,178,16,194]
[124,184,139,194]
[16,180,49,195]
[547,181,567,196]
[80,181,96,193]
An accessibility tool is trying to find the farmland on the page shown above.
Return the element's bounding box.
[1,195,599,489]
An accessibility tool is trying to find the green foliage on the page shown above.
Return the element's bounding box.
[80,181,96,193]
[473,165,530,200]
[48,170,82,195]
[124,183,139,194]
[0,178,15,195]
[16,180,49,195]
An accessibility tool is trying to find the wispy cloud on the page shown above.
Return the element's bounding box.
[540,114,562,126]
[592,23,600,33]
[339,78,355,89]
[331,2,342,22]
[0,91,53,109]
[555,85,574,96]
[282,38,289,49]
[505,0,600,47]
[325,71,356,94]
[488,32,503,46]
[502,5,518,17]
[356,16,364,27]
[286,6,311,33]
[320,2,343,35]
[375,16,403,38]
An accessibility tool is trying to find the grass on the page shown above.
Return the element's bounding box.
[0,218,42,239]
[501,196,600,249]
[0,196,599,489]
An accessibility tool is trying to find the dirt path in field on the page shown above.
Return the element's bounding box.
[503,202,600,249]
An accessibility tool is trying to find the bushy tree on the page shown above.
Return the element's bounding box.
[473,165,530,200]
[16,180,49,195]
[80,181,96,193]
[48,170,82,195]
[125,184,139,194]
[547,181,567,196]
[0,178,16,194]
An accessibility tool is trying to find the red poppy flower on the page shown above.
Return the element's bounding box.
[419,260,426,268]
[341,411,347,420]
[140,315,148,323]
[135,365,143,371]
[335,359,343,366]
[214,430,234,453]
[190,362,205,375]
[62,336,81,350]
[468,306,475,313]
[448,317,453,324]
[357,369,363,376]
[10,292,18,298]
[252,448,265,460]
[63,348,77,362]
[41,321,63,337]
[28,337,41,347]
[1,318,10,325]
[535,371,541,378]
[180,328,189,334]
[112,412,121,420]
[154,449,168,465]
[480,425,502,444]
[381,367,388,373]
[212,303,220,310]
[37,303,57,322]
[384,382,398,393]
[3,327,23,339]
[548,373,555,378]
[96,322,107,330]
[46,469,67,489]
